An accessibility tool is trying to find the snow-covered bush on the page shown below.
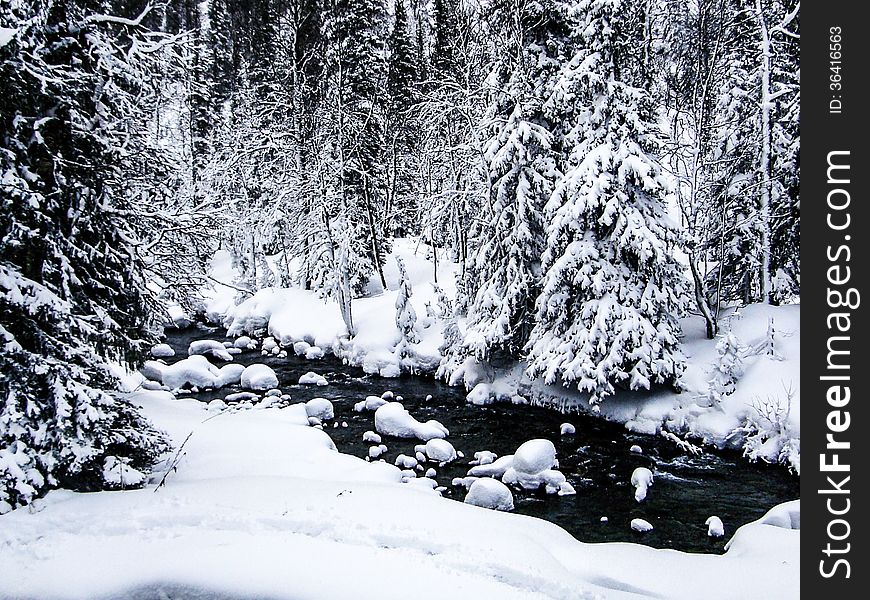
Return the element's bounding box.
[394,256,419,362]
[732,386,800,474]
[706,333,747,408]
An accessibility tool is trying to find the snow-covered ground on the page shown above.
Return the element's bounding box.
[198,239,800,473]
[0,388,799,600]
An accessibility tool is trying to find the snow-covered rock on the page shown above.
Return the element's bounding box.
[240,364,279,391]
[214,364,245,388]
[706,516,725,538]
[560,423,576,435]
[225,392,260,403]
[466,383,493,406]
[631,518,654,533]
[631,467,654,502]
[150,344,175,358]
[395,454,418,469]
[354,395,389,412]
[512,439,556,475]
[207,399,228,411]
[630,445,643,454]
[362,431,381,444]
[261,337,278,353]
[424,439,457,464]
[425,468,437,479]
[299,372,328,386]
[468,455,514,479]
[293,341,311,356]
[305,346,325,360]
[373,403,448,441]
[188,339,234,361]
[162,355,219,390]
[141,360,166,383]
[233,336,256,350]
[469,450,497,466]
[464,478,514,512]
[305,398,334,421]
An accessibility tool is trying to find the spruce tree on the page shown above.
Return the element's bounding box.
[525,0,689,406]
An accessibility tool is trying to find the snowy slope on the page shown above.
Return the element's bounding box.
[0,389,799,600]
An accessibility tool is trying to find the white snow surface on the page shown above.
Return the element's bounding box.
[464,478,515,512]
[299,372,329,386]
[188,339,234,361]
[150,343,175,358]
[0,390,799,600]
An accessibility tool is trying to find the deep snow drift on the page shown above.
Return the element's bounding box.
[0,388,799,599]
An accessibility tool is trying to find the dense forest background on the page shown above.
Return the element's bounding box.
[0,0,798,511]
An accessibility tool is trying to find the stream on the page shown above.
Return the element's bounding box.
[161,326,799,554]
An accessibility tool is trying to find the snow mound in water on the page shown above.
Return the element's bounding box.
[631,518,654,533]
[305,398,334,421]
[141,360,166,383]
[467,455,514,478]
[305,346,325,360]
[162,355,219,390]
[512,439,556,474]
[631,467,654,502]
[374,402,448,441]
[470,450,497,466]
[233,336,256,350]
[188,339,234,361]
[215,364,245,388]
[466,383,493,406]
[354,395,388,412]
[362,431,381,444]
[240,364,279,391]
[424,439,457,464]
[706,516,725,538]
[299,372,328,386]
[560,423,576,435]
[464,478,514,512]
[150,343,175,358]
[293,341,310,356]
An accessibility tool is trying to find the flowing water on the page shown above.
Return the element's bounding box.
[161,327,799,554]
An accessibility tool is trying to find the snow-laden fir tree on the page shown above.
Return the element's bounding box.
[0,0,171,512]
[525,0,689,406]
[706,332,746,408]
[394,257,419,361]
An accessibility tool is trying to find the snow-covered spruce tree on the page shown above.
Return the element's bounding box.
[525,0,689,407]
[706,333,746,408]
[394,257,419,362]
[0,1,171,512]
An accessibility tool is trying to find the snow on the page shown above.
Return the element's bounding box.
[293,341,311,356]
[305,346,325,360]
[0,27,17,49]
[464,478,515,512]
[188,339,234,361]
[374,402,449,441]
[234,335,256,349]
[424,439,457,464]
[0,388,793,599]
[512,439,557,475]
[468,455,514,479]
[466,382,494,405]
[304,398,334,421]
[560,422,576,435]
[161,355,219,390]
[470,450,497,466]
[240,364,279,391]
[354,395,388,412]
[150,343,175,358]
[630,467,654,502]
[631,518,654,533]
[299,371,329,386]
[102,456,146,488]
[362,431,381,444]
[706,516,725,538]
[214,363,245,387]
[630,444,643,454]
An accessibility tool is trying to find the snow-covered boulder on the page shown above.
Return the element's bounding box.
[188,339,234,361]
[362,431,381,444]
[468,455,514,479]
[395,454,418,469]
[207,399,228,412]
[150,344,175,358]
[631,467,654,502]
[233,336,256,350]
[305,398,334,421]
[293,341,311,356]
[560,423,576,435]
[631,518,654,533]
[305,346,325,360]
[424,439,457,464]
[141,360,166,383]
[374,402,448,441]
[354,395,389,412]
[299,372,328,386]
[261,338,278,353]
[425,468,437,479]
[214,364,245,388]
[240,364,279,391]
[162,355,219,390]
[630,445,643,454]
[512,439,556,475]
[469,450,497,466]
[466,383,493,406]
[225,392,260,403]
[464,478,514,512]
[706,516,725,538]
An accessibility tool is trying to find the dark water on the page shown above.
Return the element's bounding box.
[161,327,799,554]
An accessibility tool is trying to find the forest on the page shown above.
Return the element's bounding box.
[1,0,799,540]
